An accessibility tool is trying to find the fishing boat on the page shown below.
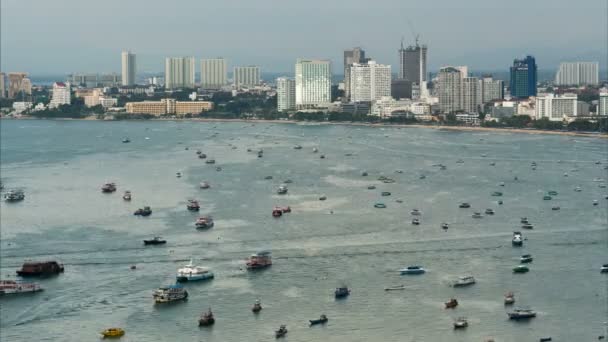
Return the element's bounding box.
[441,223,449,230]
[195,216,214,229]
[454,317,468,329]
[272,207,283,217]
[452,276,476,287]
[4,189,25,202]
[400,266,425,275]
[513,265,529,273]
[187,200,201,211]
[277,185,288,195]
[153,284,188,303]
[17,261,64,277]
[411,218,420,225]
[512,232,523,246]
[504,292,515,305]
[101,183,117,193]
[101,328,125,338]
[198,309,215,326]
[252,299,262,313]
[199,182,210,189]
[275,325,288,338]
[334,287,350,298]
[176,259,214,282]
[485,208,495,215]
[122,191,132,201]
[411,209,421,215]
[374,203,386,209]
[507,309,537,320]
[472,212,483,218]
[246,251,272,269]
[520,254,533,263]
[459,202,471,208]
[444,298,458,309]
[143,237,166,245]
[0,280,43,295]
[384,285,405,291]
[134,206,152,216]
[309,314,328,326]
[600,264,608,273]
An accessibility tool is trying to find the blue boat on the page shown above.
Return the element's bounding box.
[400,266,426,275]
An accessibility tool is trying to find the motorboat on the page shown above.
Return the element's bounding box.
[272,207,283,217]
[319,154,326,159]
[0,280,43,295]
[216,167,222,172]
[319,195,327,201]
[312,147,318,153]
[520,217,528,224]
[547,190,558,196]
[452,276,476,287]
[153,284,188,303]
[176,172,182,178]
[334,287,350,298]
[309,314,328,326]
[381,191,391,196]
[205,159,216,164]
[4,189,25,202]
[195,216,214,229]
[456,159,464,163]
[374,203,386,209]
[101,183,117,193]
[198,309,215,326]
[252,299,262,313]
[551,206,560,211]
[264,176,273,180]
[384,285,405,291]
[196,150,202,155]
[257,151,263,158]
[122,191,132,201]
[459,202,470,208]
[492,191,503,197]
[512,232,523,246]
[122,137,130,143]
[277,185,288,195]
[198,153,207,159]
[361,171,368,176]
[472,212,483,219]
[199,182,210,189]
[499,182,505,187]
[187,200,201,211]
[574,186,582,192]
[504,292,515,305]
[444,298,458,309]
[280,206,291,213]
[400,266,425,275]
[498,200,503,205]
[522,223,533,229]
[176,260,214,282]
[143,237,166,245]
[485,208,494,215]
[17,261,64,277]
[283,179,293,184]
[246,251,272,269]
[441,223,449,230]
[134,206,152,216]
[410,209,421,215]
[411,218,420,225]
[275,325,288,338]
[101,328,125,338]
[507,309,536,320]
[600,264,608,273]
[513,265,529,273]
[543,195,552,200]
[419,174,426,179]
[453,317,468,329]
[368,185,376,190]
[520,254,533,263]
[294,145,302,150]
[593,200,599,206]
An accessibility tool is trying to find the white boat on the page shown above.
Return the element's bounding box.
[601,264,608,273]
[452,276,476,287]
[512,232,523,246]
[152,284,188,303]
[0,280,43,295]
[176,259,214,282]
[277,185,288,195]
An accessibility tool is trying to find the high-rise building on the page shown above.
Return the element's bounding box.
[276,77,296,112]
[68,73,121,88]
[480,76,504,103]
[7,72,30,99]
[0,72,5,98]
[165,57,195,89]
[343,47,367,100]
[121,51,136,86]
[200,58,227,89]
[50,82,71,108]
[438,67,463,114]
[349,61,391,102]
[555,62,599,86]
[462,77,481,113]
[535,93,577,121]
[598,93,608,116]
[398,39,427,83]
[510,55,537,98]
[295,59,332,109]
[233,66,260,88]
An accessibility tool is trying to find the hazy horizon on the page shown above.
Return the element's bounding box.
[1,0,606,76]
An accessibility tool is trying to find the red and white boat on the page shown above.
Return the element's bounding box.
[195,216,214,229]
[246,251,272,269]
[0,280,43,295]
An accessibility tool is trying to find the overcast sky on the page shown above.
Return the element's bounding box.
[1,0,606,75]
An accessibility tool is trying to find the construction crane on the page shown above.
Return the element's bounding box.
[407,19,420,47]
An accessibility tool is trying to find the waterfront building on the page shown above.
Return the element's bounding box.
[8,72,31,99]
[295,59,332,109]
[480,76,504,103]
[276,77,296,112]
[437,67,463,114]
[165,57,195,89]
[68,73,121,88]
[200,58,227,89]
[371,96,412,118]
[343,47,368,100]
[510,55,537,98]
[398,39,427,83]
[555,62,599,86]
[462,77,481,113]
[125,99,212,116]
[121,51,136,86]
[598,92,608,116]
[350,61,391,102]
[50,82,71,108]
[535,93,577,121]
[233,66,260,88]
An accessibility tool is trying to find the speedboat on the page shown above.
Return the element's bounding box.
[122,191,132,201]
[0,280,43,295]
[309,314,328,326]
[198,309,215,326]
[512,232,523,246]
[453,317,468,329]
[143,237,166,245]
[334,287,350,298]
[485,208,494,215]
[275,325,288,338]
[452,276,476,287]
[520,254,533,263]
[513,265,529,273]
[101,327,125,338]
[504,292,515,305]
[507,309,536,320]
[472,212,483,218]
[4,189,25,202]
[444,298,458,309]
[400,266,425,275]
[246,251,272,269]
[153,284,188,303]
[410,209,421,215]
[101,183,117,193]
[384,285,405,291]
[411,218,420,225]
[600,264,608,273]
[187,200,201,211]
[134,206,152,216]
[195,216,214,229]
[199,182,210,189]
[277,185,288,195]
[252,299,262,313]
[459,202,470,208]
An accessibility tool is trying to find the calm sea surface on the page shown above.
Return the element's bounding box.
[1,119,607,341]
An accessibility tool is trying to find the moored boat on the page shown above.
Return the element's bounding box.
[4,189,25,202]
[143,237,166,245]
[101,183,117,193]
[101,327,125,338]
[122,191,132,201]
[513,265,529,273]
[275,325,288,338]
[334,286,350,298]
[400,266,425,275]
[17,261,64,277]
[176,259,214,282]
[252,299,262,313]
[507,309,536,320]
[452,276,476,287]
[0,280,43,295]
[187,199,201,211]
[153,284,188,303]
[309,314,328,326]
[520,254,533,263]
[198,309,215,326]
[454,317,468,329]
[444,298,458,309]
[512,231,523,246]
[246,251,272,269]
[134,206,152,216]
[504,291,515,305]
[195,216,214,229]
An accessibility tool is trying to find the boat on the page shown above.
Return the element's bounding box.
[176,259,214,282]
[313,147,318,153]
[522,223,534,229]
[485,208,494,215]
[334,287,350,298]
[512,232,523,246]
[195,216,214,229]
[153,284,188,303]
[411,218,420,225]
[400,266,425,275]
[277,185,288,195]
[499,182,505,187]
[368,185,376,190]
[381,191,391,196]
[507,309,537,320]
[593,200,599,206]
[257,151,263,158]
[198,309,215,326]
[101,183,117,193]
[361,171,368,176]
[539,338,552,342]
[199,182,210,189]
[452,276,476,287]
[283,179,293,184]
[472,212,483,218]
[252,299,262,313]
[196,150,202,155]
[272,207,283,217]
[489,162,495,166]
[280,206,291,213]
[143,237,166,245]
[4,189,25,202]
[246,251,272,269]
[374,203,386,209]
[504,292,515,305]
[122,137,130,143]
[0,280,43,295]
[101,328,125,338]
[574,186,582,192]
[187,200,201,211]
[456,159,464,163]
[176,172,182,178]
[513,265,529,273]
[551,206,560,210]
[205,159,216,164]
[520,217,528,224]
[600,264,608,273]
[441,223,449,230]
[198,153,207,159]
[520,254,533,263]
[453,317,468,329]
[294,145,302,150]
[264,175,273,180]
[498,200,503,205]
[547,190,558,196]
[459,202,470,208]
[309,314,328,326]
[384,285,405,291]
[419,175,426,179]
[543,195,552,200]
[319,195,327,200]
[492,191,503,196]
[216,167,222,171]
[134,206,152,216]
[410,209,421,215]
[16,261,64,277]
[275,325,288,338]
[122,191,132,201]
[444,298,458,309]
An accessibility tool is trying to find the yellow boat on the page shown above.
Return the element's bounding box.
[101,328,125,338]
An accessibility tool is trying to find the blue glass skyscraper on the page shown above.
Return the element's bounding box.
[510,55,537,98]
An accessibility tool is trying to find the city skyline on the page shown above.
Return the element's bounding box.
[1,0,605,75]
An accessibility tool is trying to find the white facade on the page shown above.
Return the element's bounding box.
[12,101,32,113]
[371,96,412,117]
[555,62,599,86]
[50,82,71,108]
[535,93,578,121]
[598,93,608,116]
[99,97,118,108]
[200,58,227,89]
[121,51,136,86]
[349,61,391,102]
[276,77,296,112]
[295,59,332,108]
[481,77,504,103]
[165,57,195,89]
[233,66,260,88]
[462,77,481,113]
[438,67,463,114]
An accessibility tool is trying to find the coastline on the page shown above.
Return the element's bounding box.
[2,116,606,138]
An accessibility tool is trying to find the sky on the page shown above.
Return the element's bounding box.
[1,0,606,76]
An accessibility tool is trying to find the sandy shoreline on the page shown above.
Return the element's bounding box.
[2,116,606,139]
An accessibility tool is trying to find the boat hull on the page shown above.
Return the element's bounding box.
[309,318,328,325]
[176,273,214,282]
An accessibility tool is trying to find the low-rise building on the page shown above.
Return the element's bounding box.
[371,96,412,118]
[535,93,577,121]
[49,82,71,108]
[125,99,213,116]
[455,113,480,125]
[99,97,118,108]
[12,101,32,113]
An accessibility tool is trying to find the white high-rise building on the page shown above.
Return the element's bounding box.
[295,59,331,109]
[462,77,481,113]
[165,57,195,89]
[349,61,391,102]
[121,51,136,86]
[555,62,599,86]
[200,58,227,89]
[438,67,463,114]
[535,93,578,121]
[50,82,71,108]
[276,77,296,112]
[233,66,260,88]
[598,93,608,116]
[480,76,504,103]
